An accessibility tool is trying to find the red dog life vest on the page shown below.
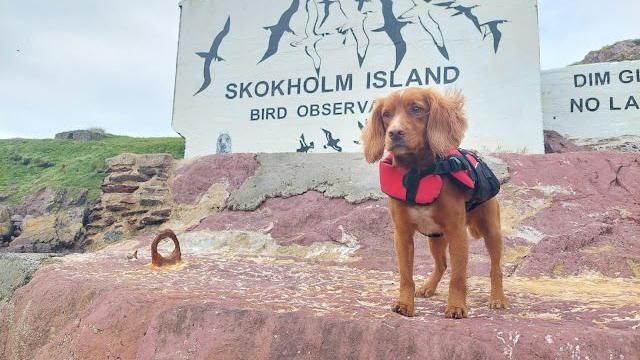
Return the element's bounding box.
[379,148,499,211]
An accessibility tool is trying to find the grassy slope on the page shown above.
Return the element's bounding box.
[0,136,184,205]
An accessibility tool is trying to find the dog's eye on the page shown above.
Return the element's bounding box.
[409,105,423,114]
[382,111,392,119]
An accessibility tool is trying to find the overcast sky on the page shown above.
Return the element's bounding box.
[1,0,638,139]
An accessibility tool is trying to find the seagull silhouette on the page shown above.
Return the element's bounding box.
[194,16,231,96]
[296,133,315,152]
[481,19,508,52]
[318,0,337,28]
[291,0,328,76]
[399,1,449,60]
[322,128,343,152]
[355,0,370,11]
[259,0,300,64]
[336,0,371,66]
[435,2,482,33]
[373,0,409,70]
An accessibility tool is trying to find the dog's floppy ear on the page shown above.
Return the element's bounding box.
[361,99,386,163]
[425,89,468,157]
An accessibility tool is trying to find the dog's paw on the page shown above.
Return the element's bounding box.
[391,301,415,317]
[415,284,437,298]
[444,303,468,319]
[489,295,509,310]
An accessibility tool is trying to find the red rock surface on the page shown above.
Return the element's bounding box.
[2,152,640,359]
[543,130,586,154]
[171,154,258,204]
[500,152,640,278]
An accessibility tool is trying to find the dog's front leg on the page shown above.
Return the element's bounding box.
[445,227,469,319]
[391,226,416,317]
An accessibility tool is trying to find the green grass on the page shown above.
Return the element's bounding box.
[0,135,184,204]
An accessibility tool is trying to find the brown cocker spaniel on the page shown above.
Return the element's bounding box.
[361,87,508,319]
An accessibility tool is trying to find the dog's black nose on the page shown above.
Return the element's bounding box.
[388,129,405,142]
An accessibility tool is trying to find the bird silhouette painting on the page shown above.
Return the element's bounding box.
[481,20,508,53]
[318,0,337,28]
[296,133,315,152]
[259,0,300,64]
[322,128,343,152]
[435,2,482,33]
[335,0,371,67]
[355,0,370,12]
[399,0,449,60]
[290,0,329,76]
[435,1,508,53]
[194,16,231,96]
[372,0,409,71]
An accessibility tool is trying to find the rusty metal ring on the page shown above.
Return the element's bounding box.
[151,229,182,267]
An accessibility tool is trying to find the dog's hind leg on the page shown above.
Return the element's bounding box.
[416,237,447,298]
[469,198,508,309]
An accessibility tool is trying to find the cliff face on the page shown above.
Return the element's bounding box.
[577,39,640,64]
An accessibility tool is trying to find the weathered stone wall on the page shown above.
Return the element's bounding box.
[85,153,175,250]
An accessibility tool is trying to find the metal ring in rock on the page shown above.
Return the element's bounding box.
[151,229,182,267]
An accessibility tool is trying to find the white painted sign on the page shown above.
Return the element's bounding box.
[542,60,640,139]
[172,0,544,157]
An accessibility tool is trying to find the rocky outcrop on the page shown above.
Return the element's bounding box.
[85,153,175,250]
[14,187,88,217]
[54,129,106,141]
[0,253,59,303]
[1,151,639,359]
[577,39,640,64]
[543,130,586,153]
[573,135,640,152]
[5,209,86,253]
[0,206,12,243]
[1,188,89,253]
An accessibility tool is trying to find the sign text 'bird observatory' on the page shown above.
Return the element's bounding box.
[172,0,544,156]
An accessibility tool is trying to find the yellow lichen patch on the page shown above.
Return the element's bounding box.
[551,263,564,276]
[580,244,614,254]
[614,207,632,218]
[146,261,186,272]
[516,312,562,321]
[626,258,640,278]
[166,183,228,230]
[504,274,640,307]
[503,245,530,264]
[498,184,552,238]
[158,230,361,263]
[529,184,575,196]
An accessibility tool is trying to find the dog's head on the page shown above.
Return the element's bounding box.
[361,87,467,163]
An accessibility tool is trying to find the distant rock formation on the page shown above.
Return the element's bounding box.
[573,135,640,153]
[576,39,640,64]
[543,130,586,154]
[54,129,107,141]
